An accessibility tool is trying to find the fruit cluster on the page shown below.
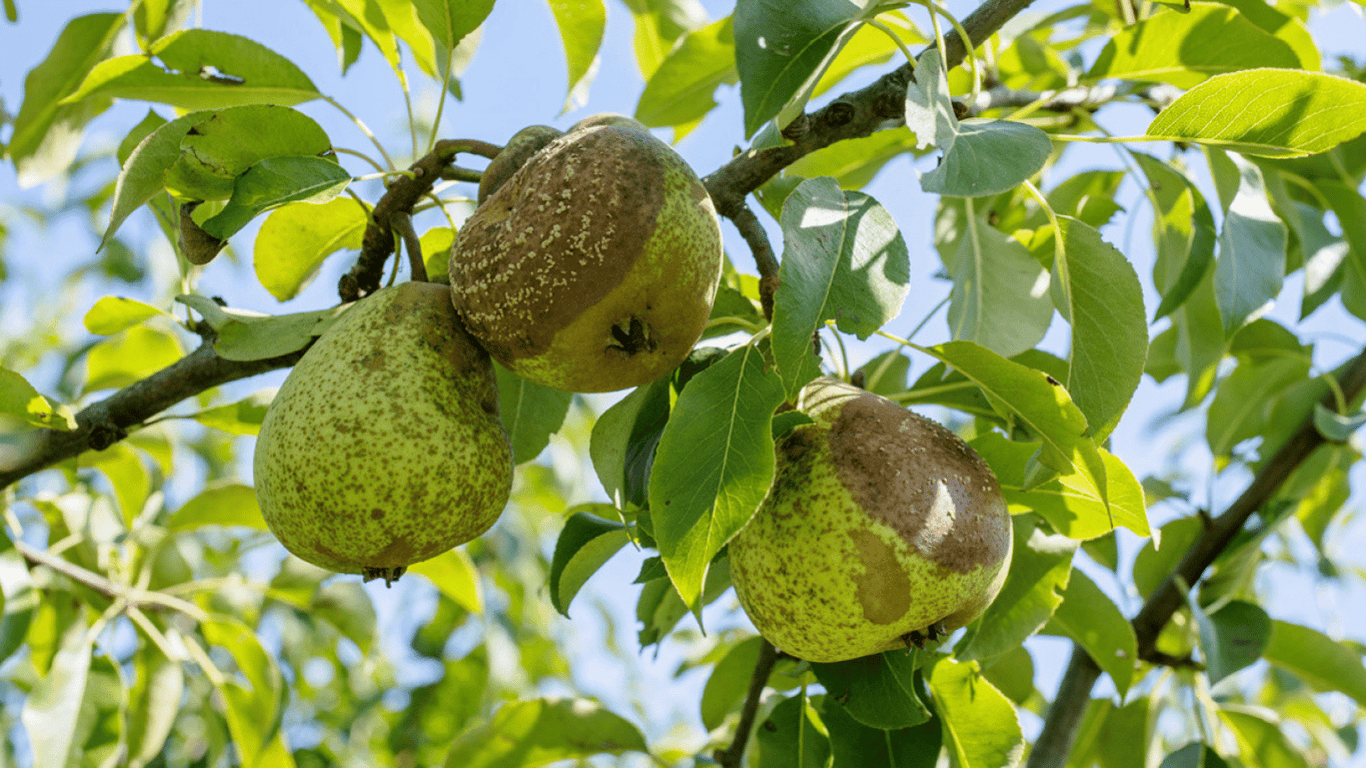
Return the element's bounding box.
[252,115,1012,663]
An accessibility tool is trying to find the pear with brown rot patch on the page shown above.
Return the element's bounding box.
[449,117,723,393]
[728,377,1013,662]
[252,281,513,584]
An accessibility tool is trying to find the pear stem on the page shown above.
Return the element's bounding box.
[391,212,428,283]
[715,638,779,768]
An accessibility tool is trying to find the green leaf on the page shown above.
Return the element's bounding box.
[636,555,732,646]
[496,364,574,465]
[980,647,1035,706]
[957,515,1076,662]
[102,109,216,248]
[945,203,1053,358]
[733,0,880,137]
[200,155,351,239]
[920,119,1053,198]
[1219,706,1309,768]
[20,621,93,768]
[0,367,76,430]
[589,377,671,509]
[125,643,184,768]
[117,109,170,167]
[927,657,1024,768]
[187,390,273,435]
[1085,4,1301,88]
[771,177,911,398]
[176,294,350,361]
[1159,743,1232,768]
[1316,179,1366,311]
[1047,217,1149,440]
[1206,356,1310,459]
[1211,152,1287,335]
[1132,516,1203,599]
[83,442,150,525]
[1046,569,1137,695]
[1189,599,1271,684]
[811,651,930,730]
[409,547,484,614]
[64,29,321,109]
[909,50,1052,198]
[1263,620,1366,706]
[412,0,492,51]
[754,694,831,768]
[442,698,649,767]
[6,13,124,188]
[167,483,266,532]
[700,635,768,731]
[786,130,918,190]
[84,325,185,393]
[547,0,606,112]
[635,17,736,130]
[650,344,785,614]
[549,510,631,617]
[916,341,1105,495]
[310,580,378,651]
[822,693,943,768]
[1133,153,1218,322]
[163,104,333,203]
[1146,70,1366,158]
[1313,404,1366,441]
[83,296,170,335]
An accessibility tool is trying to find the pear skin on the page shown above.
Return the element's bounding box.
[253,282,512,582]
[728,378,1013,662]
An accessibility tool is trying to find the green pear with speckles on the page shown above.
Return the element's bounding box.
[253,281,513,584]
[728,377,1013,663]
[449,119,723,393]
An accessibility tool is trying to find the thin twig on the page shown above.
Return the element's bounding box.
[14,539,209,621]
[391,211,428,283]
[730,204,780,321]
[715,639,779,768]
[1028,348,1366,768]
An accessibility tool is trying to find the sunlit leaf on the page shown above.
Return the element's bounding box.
[1047,570,1137,695]
[1086,4,1301,88]
[125,643,184,768]
[83,296,170,335]
[1146,69,1366,158]
[442,698,649,767]
[772,177,911,398]
[187,390,273,435]
[84,325,185,393]
[496,364,573,465]
[650,344,784,614]
[64,29,321,109]
[547,0,606,112]
[200,155,351,239]
[167,483,267,532]
[700,635,768,731]
[176,294,351,361]
[928,657,1024,768]
[0,367,76,431]
[1263,620,1366,706]
[20,621,93,768]
[945,204,1052,358]
[549,509,632,617]
[958,515,1076,662]
[1209,152,1287,335]
[7,13,124,187]
[409,547,483,614]
[635,17,736,130]
[1219,706,1310,768]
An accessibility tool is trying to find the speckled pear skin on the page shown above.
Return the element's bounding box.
[449,120,723,393]
[252,282,512,581]
[728,377,1013,663]
[478,125,562,204]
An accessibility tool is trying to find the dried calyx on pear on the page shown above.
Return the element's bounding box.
[449,114,723,393]
[253,282,513,584]
[728,377,1013,663]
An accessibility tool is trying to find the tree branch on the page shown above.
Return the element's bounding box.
[0,342,304,490]
[715,638,779,768]
[1028,348,1366,768]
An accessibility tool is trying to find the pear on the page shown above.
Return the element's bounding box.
[449,119,723,393]
[478,125,562,203]
[728,378,1013,662]
[253,281,512,583]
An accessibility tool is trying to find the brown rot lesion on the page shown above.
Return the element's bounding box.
[607,315,657,357]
